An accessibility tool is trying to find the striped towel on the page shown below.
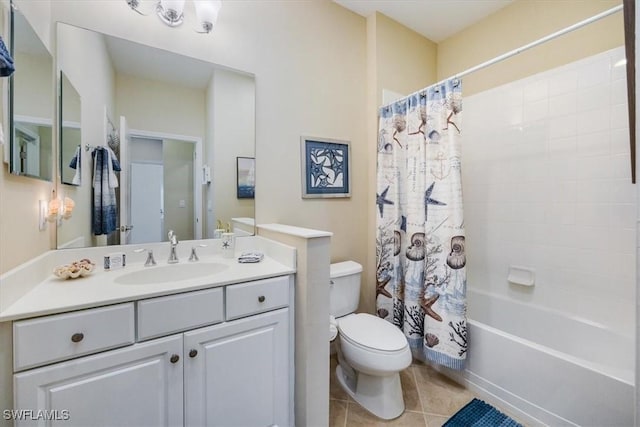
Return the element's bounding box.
[92,147,121,235]
[238,251,264,263]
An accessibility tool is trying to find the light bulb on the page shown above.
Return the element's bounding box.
[48,198,61,218]
[158,0,186,26]
[62,197,75,219]
[194,0,221,33]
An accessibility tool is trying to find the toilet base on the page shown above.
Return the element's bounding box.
[336,364,405,420]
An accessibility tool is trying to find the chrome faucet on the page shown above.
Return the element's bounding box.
[144,249,157,267]
[133,248,157,267]
[168,230,179,264]
[188,244,208,262]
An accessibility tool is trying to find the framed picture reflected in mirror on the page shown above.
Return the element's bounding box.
[237,157,255,199]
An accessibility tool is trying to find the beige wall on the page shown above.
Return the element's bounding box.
[14,52,52,120]
[38,125,52,180]
[437,0,624,96]
[364,12,438,314]
[244,3,368,280]
[59,76,81,186]
[372,12,438,106]
[209,69,255,232]
[0,169,53,273]
[115,74,205,139]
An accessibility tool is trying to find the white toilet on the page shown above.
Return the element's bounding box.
[330,261,412,420]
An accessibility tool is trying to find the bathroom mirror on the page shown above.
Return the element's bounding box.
[59,71,81,186]
[55,23,255,249]
[8,8,54,181]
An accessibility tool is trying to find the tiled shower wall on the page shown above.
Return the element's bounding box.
[462,46,635,336]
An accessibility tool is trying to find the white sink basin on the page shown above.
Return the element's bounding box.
[114,262,229,285]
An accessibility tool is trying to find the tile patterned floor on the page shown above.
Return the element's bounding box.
[329,356,526,427]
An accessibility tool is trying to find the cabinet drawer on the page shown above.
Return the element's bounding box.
[13,303,135,371]
[137,287,224,341]
[226,276,289,320]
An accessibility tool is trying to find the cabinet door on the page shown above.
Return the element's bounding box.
[14,335,183,427]
[184,308,289,427]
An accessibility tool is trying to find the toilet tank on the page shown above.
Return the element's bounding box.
[329,261,363,318]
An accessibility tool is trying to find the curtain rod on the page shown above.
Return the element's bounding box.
[396,4,624,104]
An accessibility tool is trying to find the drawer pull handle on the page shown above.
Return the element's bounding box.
[189,349,198,358]
[258,295,266,303]
[71,333,84,343]
[170,354,180,364]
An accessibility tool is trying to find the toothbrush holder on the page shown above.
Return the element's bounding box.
[221,232,235,258]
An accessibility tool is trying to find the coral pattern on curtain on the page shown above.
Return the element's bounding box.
[376,79,467,369]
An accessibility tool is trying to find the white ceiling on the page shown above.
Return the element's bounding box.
[334,0,513,43]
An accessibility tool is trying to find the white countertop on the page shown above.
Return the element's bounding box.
[258,223,333,239]
[0,236,296,322]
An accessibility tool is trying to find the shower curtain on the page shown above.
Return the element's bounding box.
[376,79,467,369]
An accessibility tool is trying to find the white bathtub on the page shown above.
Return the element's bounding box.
[450,289,634,426]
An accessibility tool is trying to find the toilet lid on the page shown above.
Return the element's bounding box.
[338,313,407,352]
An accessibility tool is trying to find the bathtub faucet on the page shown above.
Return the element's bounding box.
[168,230,179,264]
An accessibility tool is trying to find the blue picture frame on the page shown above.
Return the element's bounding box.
[300,136,351,198]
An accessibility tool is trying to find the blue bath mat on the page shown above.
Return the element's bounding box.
[444,398,523,427]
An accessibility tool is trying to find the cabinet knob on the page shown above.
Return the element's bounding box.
[189,349,198,358]
[258,295,266,303]
[170,354,180,364]
[71,333,84,343]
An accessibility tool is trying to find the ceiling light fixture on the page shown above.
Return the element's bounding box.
[126,0,222,34]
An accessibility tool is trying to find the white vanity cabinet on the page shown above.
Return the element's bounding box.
[12,274,294,427]
[14,335,184,426]
[184,309,289,427]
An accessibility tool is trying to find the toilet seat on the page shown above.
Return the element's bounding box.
[340,333,409,356]
[338,313,408,353]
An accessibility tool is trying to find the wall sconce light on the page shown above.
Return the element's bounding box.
[39,194,75,230]
[61,197,75,220]
[126,0,222,33]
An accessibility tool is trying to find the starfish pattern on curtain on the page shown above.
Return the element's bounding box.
[376,79,467,369]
